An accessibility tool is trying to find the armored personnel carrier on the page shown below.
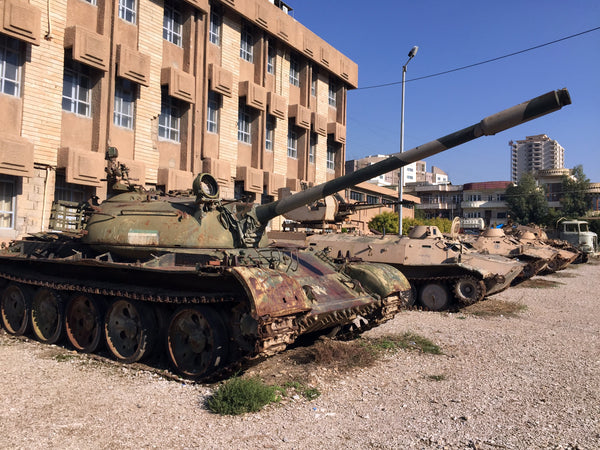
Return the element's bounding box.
[464,227,569,277]
[291,225,525,311]
[514,229,578,271]
[0,89,570,379]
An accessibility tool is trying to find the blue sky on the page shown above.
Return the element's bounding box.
[291,0,600,184]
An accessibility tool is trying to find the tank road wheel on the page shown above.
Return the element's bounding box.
[453,277,485,306]
[105,299,156,363]
[0,283,31,335]
[418,283,450,311]
[167,306,228,378]
[31,288,64,344]
[65,294,104,353]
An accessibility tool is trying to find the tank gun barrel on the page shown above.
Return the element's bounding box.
[254,89,570,225]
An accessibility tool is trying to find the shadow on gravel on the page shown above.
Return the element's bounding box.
[518,278,565,289]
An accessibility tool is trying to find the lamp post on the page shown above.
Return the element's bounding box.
[398,45,418,236]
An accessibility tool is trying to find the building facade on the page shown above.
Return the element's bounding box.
[404,183,462,220]
[345,155,417,187]
[510,134,564,183]
[461,181,510,226]
[0,0,357,243]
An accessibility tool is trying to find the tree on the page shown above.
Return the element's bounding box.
[368,211,398,235]
[504,173,549,225]
[368,213,452,235]
[560,165,590,218]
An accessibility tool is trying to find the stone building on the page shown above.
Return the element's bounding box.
[0,0,357,243]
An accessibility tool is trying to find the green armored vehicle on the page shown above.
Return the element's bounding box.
[0,89,571,379]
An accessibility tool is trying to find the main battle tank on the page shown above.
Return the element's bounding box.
[287,225,525,311]
[0,89,571,379]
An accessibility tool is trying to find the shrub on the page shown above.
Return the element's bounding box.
[207,377,281,415]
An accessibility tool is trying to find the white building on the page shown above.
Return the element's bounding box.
[510,134,564,183]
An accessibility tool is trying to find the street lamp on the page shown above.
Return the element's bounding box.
[399,45,418,236]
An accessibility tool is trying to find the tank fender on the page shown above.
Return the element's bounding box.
[230,267,312,319]
[342,263,410,299]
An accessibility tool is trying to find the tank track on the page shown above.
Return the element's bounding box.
[0,265,405,381]
[0,266,300,382]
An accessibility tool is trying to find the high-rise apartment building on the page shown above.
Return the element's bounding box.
[0,0,357,242]
[510,134,564,183]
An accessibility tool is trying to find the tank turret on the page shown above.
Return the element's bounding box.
[82,89,571,256]
[0,89,571,379]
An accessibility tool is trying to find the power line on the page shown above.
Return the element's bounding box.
[354,26,600,91]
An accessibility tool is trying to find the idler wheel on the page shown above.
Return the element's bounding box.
[546,257,561,273]
[167,306,228,378]
[105,299,156,363]
[418,283,450,311]
[65,294,104,353]
[31,288,64,344]
[453,276,485,305]
[0,283,31,335]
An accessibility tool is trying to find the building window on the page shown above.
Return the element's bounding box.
[265,115,275,151]
[350,191,363,202]
[0,35,21,97]
[209,11,221,45]
[119,0,136,24]
[311,70,317,97]
[328,79,337,107]
[54,172,93,203]
[82,0,97,5]
[207,91,220,134]
[289,54,299,87]
[62,58,92,117]
[367,195,379,204]
[114,78,136,129]
[287,127,298,158]
[158,90,181,142]
[163,5,183,47]
[240,26,253,63]
[267,43,276,74]
[238,102,251,144]
[309,133,316,164]
[326,142,335,171]
[0,176,15,229]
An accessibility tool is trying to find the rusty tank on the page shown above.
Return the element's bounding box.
[514,229,578,271]
[462,227,570,277]
[0,89,571,379]
[506,224,585,265]
[285,224,526,311]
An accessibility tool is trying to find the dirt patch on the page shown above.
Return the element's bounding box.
[461,298,527,317]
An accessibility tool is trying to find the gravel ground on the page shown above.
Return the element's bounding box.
[1,260,599,449]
